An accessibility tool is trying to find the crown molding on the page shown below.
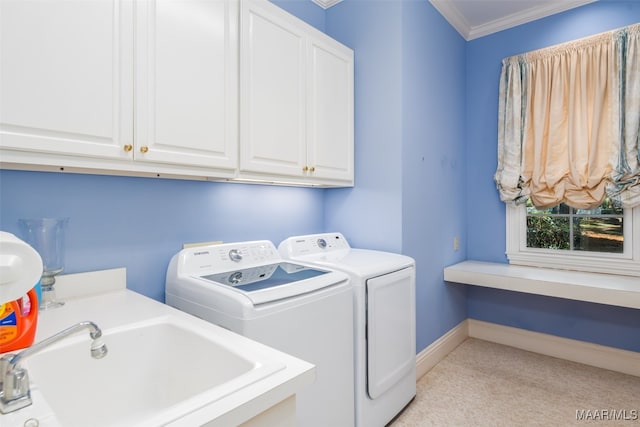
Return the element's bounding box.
[429,0,597,41]
[311,0,343,9]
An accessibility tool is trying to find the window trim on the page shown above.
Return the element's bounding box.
[505,205,639,277]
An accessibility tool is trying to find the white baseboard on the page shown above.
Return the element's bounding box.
[415,320,468,379]
[416,319,640,379]
[467,319,640,377]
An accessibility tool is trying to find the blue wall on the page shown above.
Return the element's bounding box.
[400,0,468,352]
[321,0,469,352]
[0,171,324,302]
[466,0,640,352]
[323,0,404,253]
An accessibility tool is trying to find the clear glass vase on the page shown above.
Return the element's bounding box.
[18,218,69,310]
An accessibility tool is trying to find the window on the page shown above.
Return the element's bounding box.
[506,204,639,277]
[526,197,624,253]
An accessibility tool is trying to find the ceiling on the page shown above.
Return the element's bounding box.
[313,0,597,41]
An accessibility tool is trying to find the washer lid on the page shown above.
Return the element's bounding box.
[278,233,415,278]
[199,261,346,305]
[286,249,414,278]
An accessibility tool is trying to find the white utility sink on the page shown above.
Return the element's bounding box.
[1,269,315,427]
[25,317,285,427]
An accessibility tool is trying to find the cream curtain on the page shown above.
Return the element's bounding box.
[494,23,640,209]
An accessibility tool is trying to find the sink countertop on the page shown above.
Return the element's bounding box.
[2,269,315,427]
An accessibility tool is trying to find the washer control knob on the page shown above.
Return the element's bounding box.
[317,238,327,249]
[228,249,243,262]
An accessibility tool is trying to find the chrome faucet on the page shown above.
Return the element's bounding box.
[0,320,108,414]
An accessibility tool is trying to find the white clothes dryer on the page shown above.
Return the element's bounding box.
[166,240,354,427]
[278,232,416,427]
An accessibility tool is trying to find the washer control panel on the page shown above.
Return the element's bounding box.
[279,232,351,257]
[181,241,280,273]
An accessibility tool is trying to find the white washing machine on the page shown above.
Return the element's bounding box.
[165,240,354,427]
[279,232,416,427]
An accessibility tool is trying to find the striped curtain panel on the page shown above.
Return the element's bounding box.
[494,23,640,209]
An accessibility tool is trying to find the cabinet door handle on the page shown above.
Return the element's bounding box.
[140,146,149,153]
[302,165,309,172]
[309,166,315,172]
[123,144,133,152]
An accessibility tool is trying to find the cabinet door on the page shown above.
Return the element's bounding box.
[239,0,307,177]
[135,0,237,169]
[307,36,354,183]
[0,0,133,159]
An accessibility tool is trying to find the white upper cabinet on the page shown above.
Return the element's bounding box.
[0,0,134,159]
[135,0,237,170]
[1,0,353,186]
[239,0,354,186]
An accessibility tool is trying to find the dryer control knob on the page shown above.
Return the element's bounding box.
[229,249,243,262]
[317,238,327,249]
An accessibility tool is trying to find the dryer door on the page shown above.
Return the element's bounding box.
[366,266,416,399]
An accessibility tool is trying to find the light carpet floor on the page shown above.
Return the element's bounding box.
[391,338,640,427]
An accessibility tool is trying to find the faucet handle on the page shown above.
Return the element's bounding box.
[0,355,33,413]
[4,368,30,400]
[0,368,32,413]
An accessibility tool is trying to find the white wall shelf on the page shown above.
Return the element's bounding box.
[444,260,640,309]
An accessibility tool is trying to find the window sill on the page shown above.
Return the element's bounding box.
[443,260,640,309]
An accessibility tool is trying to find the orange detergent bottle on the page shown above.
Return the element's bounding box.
[0,288,39,353]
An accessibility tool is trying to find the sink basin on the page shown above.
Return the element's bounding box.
[24,316,285,427]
